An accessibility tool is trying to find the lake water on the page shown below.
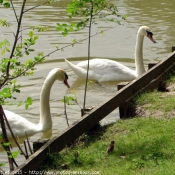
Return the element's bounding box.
[0,0,175,170]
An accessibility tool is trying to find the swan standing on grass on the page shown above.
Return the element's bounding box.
[65,26,156,82]
[0,68,70,138]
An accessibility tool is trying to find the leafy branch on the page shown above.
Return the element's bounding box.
[57,0,127,115]
[0,0,61,172]
[23,0,58,14]
[56,0,127,37]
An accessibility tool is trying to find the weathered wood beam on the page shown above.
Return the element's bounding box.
[11,51,175,175]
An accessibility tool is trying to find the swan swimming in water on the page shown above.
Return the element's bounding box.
[65,26,156,82]
[0,68,70,138]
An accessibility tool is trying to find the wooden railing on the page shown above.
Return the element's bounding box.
[11,48,175,175]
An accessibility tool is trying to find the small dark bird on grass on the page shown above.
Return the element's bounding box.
[106,141,115,153]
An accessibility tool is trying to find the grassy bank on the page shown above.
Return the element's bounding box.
[43,74,175,175]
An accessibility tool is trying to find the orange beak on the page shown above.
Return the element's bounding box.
[147,34,156,43]
[64,79,70,88]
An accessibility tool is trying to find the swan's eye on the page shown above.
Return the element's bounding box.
[146,30,153,36]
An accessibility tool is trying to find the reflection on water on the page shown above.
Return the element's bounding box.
[0,0,175,170]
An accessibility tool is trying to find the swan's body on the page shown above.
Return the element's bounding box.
[65,26,156,82]
[0,68,70,138]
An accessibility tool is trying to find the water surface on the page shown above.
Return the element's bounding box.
[0,0,175,169]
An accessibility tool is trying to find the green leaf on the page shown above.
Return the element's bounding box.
[11,79,16,84]
[61,96,77,105]
[122,14,128,20]
[17,101,23,107]
[34,36,39,40]
[72,39,77,43]
[25,97,33,110]
[29,30,34,38]
[0,162,6,167]
[10,65,14,69]
[24,42,28,46]
[100,30,104,35]
[15,89,20,93]
[116,20,121,25]
[5,47,10,52]
[8,150,21,159]
[28,49,35,52]
[2,142,11,146]
[69,27,74,32]
[62,23,68,27]
[15,62,21,66]
[0,88,12,98]
[15,47,21,52]
[1,48,5,55]
[62,28,68,37]
[55,44,59,49]
[108,19,114,22]
[34,56,40,61]
[3,1,10,8]
[25,51,29,55]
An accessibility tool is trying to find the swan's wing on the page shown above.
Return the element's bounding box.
[0,110,39,138]
[77,59,137,82]
[65,58,90,79]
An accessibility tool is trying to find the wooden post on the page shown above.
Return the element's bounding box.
[33,139,49,152]
[172,46,175,52]
[118,62,159,119]
[117,82,129,91]
[117,82,130,119]
[148,63,157,70]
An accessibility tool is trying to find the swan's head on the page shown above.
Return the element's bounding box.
[54,68,70,88]
[139,26,156,43]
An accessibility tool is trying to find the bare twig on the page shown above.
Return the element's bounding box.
[23,141,29,158]
[44,25,119,57]
[1,24,119,89]
[64,96,69,127]
[19,27,34,32]
[20,25,23,47]
[23,1,48,13]
[25,131,33,155]
[1,107,27,158]
[82,2,94,116]
[10,0,19,23]
[0,0,27,88]
[0,167,5,175]
[2,144,18,168]
[0,106,14,171]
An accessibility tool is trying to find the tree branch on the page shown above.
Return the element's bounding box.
[1,106,27,159]
[23,1,48,13]
[0,167,5,175]
[0,106,14,171]
[3,0,27,88]
[10,0,19,23]
[82,2,94,115]
[1,24,119,89]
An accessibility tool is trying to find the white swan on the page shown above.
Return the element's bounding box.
[0,68,70,138]
[65,26,156,82]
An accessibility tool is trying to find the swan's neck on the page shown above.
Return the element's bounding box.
[135,32,145,77]
[39,74,55,131]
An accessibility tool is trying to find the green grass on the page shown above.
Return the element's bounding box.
[43,116,175,175]
[133,89,175,119]
[135,90,175,107]
[42,71,175,175]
